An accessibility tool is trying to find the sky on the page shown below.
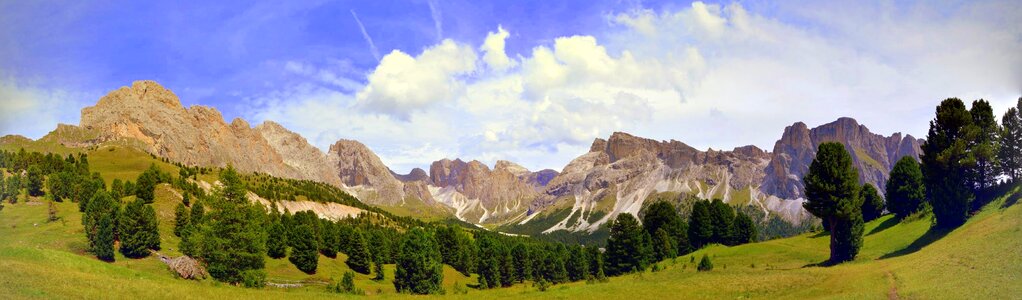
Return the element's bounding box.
[0,0,1020,173]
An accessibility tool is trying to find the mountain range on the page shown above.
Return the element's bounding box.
[5,80,924,234]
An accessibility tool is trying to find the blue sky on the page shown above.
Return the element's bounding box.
[1,0,1020,173]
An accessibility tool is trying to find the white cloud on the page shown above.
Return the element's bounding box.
[355,40,477,120]
[0,78,90,139]
[246,1,1021,172]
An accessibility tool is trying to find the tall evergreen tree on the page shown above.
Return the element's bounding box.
[642,201,685,257]
[999,98,1022,181]
[650,228,677,262]
[511,243,532,282]
[190,201,205,224]
[586,246,606,281]
[26,165,43,197]
[319,220,338,258]
[732,211,757,244]
[135,164,160,203]
[119,199,160,258]
[476,234,503,289]
[709,199,736,245]
[860,184,885,222]
[969,99,1000,190]
[83,190,120,252]
[266,220,288,259]
[95,213,116,262]
[174,203,190,237]
[393,227,443,295]
[922,98,975,228]
[803,142,863,263]
[565,245,590,281]
[196,166,268,285]
[886,156,926,219]
[289,224,319,274]
[688,200,714,249]
[346,229,372,275]
[604,213,650,275]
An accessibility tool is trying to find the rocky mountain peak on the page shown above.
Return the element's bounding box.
[328,139,405,205]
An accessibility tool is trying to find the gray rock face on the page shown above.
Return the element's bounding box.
[328,139,407,205]
[760,117,923,199]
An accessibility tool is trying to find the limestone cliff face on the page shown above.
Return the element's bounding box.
[426,158,544,222]
[760,117,923,199]
[79,80,337,184]
[327,139,406,205]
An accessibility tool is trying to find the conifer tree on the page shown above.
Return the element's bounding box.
[83,191,119,252]
[119,199,160,258]
[476,234,503,289]
[587,246,606,281]
[688,200,714,249]
[26,165,43,197]
[393,227,443,295]
[289,223,319,274]
[174,203,190,237]
[511,242,532,282]
[196,166,267,285]
[970,99,1000,190]
[922,98,975,228]
[886,156,926,219]
[346,229,372,274]
[860,183,885,222]
[999,99,1022,181]
[190,201,205,224]
[95,213,115,262]
[803,142,863,263]
[266,220,288,259]
[605,213,650,275]
[732,211,757,244]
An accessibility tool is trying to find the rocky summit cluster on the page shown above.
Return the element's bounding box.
[24,81,924,232]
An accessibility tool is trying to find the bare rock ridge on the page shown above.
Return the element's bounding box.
[327,139,406,205]
[79,80,340,185]
[760,117,923,199]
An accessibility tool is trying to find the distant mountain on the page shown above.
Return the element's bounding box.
[2,80,925,235]
[761,117,923,199]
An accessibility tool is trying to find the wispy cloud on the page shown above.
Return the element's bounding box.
[427,0,443,43]
[350,9,381,62]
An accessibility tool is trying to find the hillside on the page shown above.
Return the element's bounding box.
[0,143,1017,299]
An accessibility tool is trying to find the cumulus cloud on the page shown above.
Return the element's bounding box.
[0,78,90,139]
[246,1,1021,172]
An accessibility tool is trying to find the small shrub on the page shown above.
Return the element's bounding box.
[535,277,550,292]
[330,271,363,295]
[698,254,714,272]
[240,270,266,288]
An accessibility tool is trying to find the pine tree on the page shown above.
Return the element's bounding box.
[605,213,650,275]
[922,98,975,228]
[999,99,1022,181]
[688,200,714,249]
[860,183,885,222]
[969,99,1000,190]
[586,246,606,281]
[651,228,677,262]
[697,254,713,271]
[95,213,115,262]
[26,165,43,197]
[135,164,160,203]
[266,221,288,259]
[190,201,205,224]
[709,200,736,245]
[346,229,372,274]
[393,227,443,295]
[886,156,926,219]
[803,142,863,263]
[142,204,160,250]
[642,201,683,258]
[476,234,503,289]
[196,166,267,285]
[732,211,757,244]
[174,203,190,237]
[83,190,119,252]
[319,220,338,258]
[119,199,160,258]
[511,242,532,282]
[289,224,319,274]
[565,245,589,282]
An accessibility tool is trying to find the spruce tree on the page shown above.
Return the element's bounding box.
[266,221,288,259]
[135,164,159,203]
[922,98,975,228]
[732,211,757,244]
[970,99,1000,190]
[174,203,190,237]
[119,199,154,258]
[999,99,1022,181]
[860,183,885,222]
[476,234,503,289]
[586,246,606,281]
[196,166,267,285]
[688,200,714,249]
[886,156,926,219]
[709,199,736,245]
[565,245,589,282]
[605,213,650,275]
[393,227,443,295]
[346,229,372,274]
[511,242,532,282]
[319,220,338,258]
[190,201,205,224]
[26,165,43,197]
[651,228,677,262]
[803,142,863,263]
[289,224,319,274]
[697,254,713,271]
[141,204,160,250]
[642,201,684,258]
[83,190,119,252]
[95,213,116,262]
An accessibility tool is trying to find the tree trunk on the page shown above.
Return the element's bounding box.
[827,217,838,263]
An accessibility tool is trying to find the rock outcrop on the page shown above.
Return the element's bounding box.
[760,117,923,199]
[425,158,541,223]
[79,80,338,184]
[328,139,407,205]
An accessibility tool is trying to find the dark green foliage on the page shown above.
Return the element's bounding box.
[190,201,205,224]
[708,199,735,244]
[650,228,676,262]
[289,224,319,274]
[330,271,362,295]
[732,211,757,244]
[393,227,443,295]
[803,142,863,263]
[134,164,161,203]
[119,199,160,258]
[83,190,120,254]
[642,201,687,258]
[688,200,714,249]
[587,246,606,281]
[174,203,190,237]
[435,225,476,276]
[26,165,43,197]
[346,229,372,274]
[969,99,1000,190]
[886,156,927,219]
[182,192,190,207]
[110,179,123,200]
[511,242,532,282]
[319,220,338,258]
[266,221,288,259]
[999,99,1022,181]
[476,234,503,289]
[565,245,589,282]
[605,213,650,276]
[196,166,268,285]
[95,213,116,262]
[537,247,568,284]
[922,98,975,228]
[860,184,885,222]
[697,254,713,271]
[240,270,266,288]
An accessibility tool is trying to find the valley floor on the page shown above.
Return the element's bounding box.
[1,179,1019,299]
